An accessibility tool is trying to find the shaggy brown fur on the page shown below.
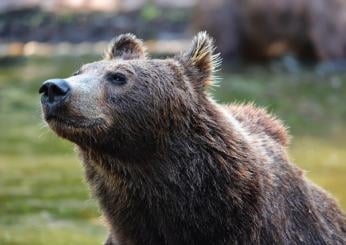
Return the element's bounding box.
[227,103,289,146]
[40,32,346,245]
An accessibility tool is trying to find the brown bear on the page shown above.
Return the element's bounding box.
[39,32,346,245]
[194,0,346,61]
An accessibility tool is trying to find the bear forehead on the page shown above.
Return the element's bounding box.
[79,58,180,76]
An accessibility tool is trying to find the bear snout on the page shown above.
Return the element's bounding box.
[39,79,71,118]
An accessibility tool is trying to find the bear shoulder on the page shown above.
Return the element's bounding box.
[225,103,290,146]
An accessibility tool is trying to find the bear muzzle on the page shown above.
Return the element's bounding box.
[39,79,71,119]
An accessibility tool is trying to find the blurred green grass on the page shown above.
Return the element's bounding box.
[0,56,345,244]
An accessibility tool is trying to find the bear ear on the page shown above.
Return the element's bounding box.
[104,33,147,60]
[181,31,221,88]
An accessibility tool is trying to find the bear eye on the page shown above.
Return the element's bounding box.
[106,72,127,85]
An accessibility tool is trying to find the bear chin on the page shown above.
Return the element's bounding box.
[46,115,106,139]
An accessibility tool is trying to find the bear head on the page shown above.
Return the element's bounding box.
[39,32,221,160]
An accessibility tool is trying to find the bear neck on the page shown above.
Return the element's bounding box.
[77,100,262,243]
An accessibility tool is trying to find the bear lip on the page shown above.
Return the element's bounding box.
[46,114,105,129]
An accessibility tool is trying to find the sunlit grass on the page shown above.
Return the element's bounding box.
[0,56,345,244]
[290,136,346,207]
[0,155,106,244]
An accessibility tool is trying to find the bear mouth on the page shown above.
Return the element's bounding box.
[45,115,105,130]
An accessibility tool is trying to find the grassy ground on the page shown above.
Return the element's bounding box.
[0,56,345,244]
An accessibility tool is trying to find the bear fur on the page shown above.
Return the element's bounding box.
[40,32,346,245]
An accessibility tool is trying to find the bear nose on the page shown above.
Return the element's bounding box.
[39,79,70,104]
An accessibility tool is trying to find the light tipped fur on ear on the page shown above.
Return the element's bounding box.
[104,33,147,60]
[182,31,221,87]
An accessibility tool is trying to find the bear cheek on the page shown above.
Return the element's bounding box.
[72,90,107,120]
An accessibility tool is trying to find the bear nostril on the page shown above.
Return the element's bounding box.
[51,84,68,96]
[38,83,49,96]
[39,79,70,103]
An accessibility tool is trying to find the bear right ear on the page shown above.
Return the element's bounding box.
[104,33,147,60]
[180,32,221,89]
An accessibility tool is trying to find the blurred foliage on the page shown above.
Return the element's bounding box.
[0,56,345,244]
[0,7,191,43]
[140,3,161,21]
[216,65,346,136]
